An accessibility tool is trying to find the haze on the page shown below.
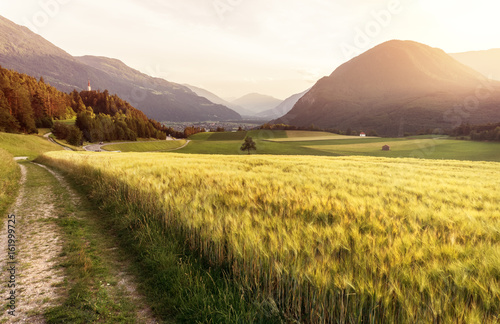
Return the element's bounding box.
[1,0,499,99]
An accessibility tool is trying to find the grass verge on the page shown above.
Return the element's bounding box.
[19,163,143,323]
[0,148,20,217]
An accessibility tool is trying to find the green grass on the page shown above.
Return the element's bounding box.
[0,148,20,217]
[39,151,500,323]
[178,130,500,162]
[0,132,64,160]
[207,131,248,141]
[305,137,500,161]
[101,140,187,152]
[179,130,325,156]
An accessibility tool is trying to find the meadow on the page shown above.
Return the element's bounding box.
[0,132,64,160]
[176,130,500,162]
[101,139,187,152]
[39,151,500,323]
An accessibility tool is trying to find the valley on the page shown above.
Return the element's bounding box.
[0,6,499,323]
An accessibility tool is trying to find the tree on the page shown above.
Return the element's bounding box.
[240,136,256,155]
[66,126,83,146]
[52,122,70,140]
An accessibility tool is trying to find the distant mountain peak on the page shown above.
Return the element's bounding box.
[231,93,283,116]
[276,40,500,135]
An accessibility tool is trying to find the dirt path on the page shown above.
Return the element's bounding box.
[43,133,72,151]
[168,139,190,151]
[0,163,66,323]
[0,162,159,323]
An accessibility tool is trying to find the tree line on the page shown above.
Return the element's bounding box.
[0,67,69,133]
[452,123,500,142]
[0,65,171,143]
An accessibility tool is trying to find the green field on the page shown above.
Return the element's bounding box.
[178,130,500,161]
[39,151,500,323]
[0,132,64,159]
[102,140,187,152]
[179,130,330,155]
[267,130,359,142]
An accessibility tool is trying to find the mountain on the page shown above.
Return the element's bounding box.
[0,15,240,122]
[231,93,283,117]
[450,49,500,81]
[0,65,167,141]
[183,84,245,116]
[257,88,310,119]
[275,40,500,135]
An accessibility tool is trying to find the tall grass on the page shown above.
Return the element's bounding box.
[0,148,20,216]
[39,152,500,323]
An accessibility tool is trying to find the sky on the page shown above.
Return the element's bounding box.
[1,0,500,100]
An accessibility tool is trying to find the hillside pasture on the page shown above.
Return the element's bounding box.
[0,132,64,159]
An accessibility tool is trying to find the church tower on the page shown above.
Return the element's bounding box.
[87,80,91,91]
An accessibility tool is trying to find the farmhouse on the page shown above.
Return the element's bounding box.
[360,132,366,137]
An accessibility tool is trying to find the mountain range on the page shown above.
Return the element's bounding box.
[229,93,283,117]
[2,15,500,132]
[183,84,249,117]
[0,15,240,122]
[276,40,500,135]
[256,89,310,119]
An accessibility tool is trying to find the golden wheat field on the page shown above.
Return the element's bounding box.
[40,151,500,323]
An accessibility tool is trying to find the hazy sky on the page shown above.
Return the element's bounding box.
[1,0,499,99]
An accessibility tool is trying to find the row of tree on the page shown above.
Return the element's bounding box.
[260,123,379,136]
[0,65,170,142]
[452,123,500,142]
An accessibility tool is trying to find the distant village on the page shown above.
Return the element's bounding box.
[165,121,262,132]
